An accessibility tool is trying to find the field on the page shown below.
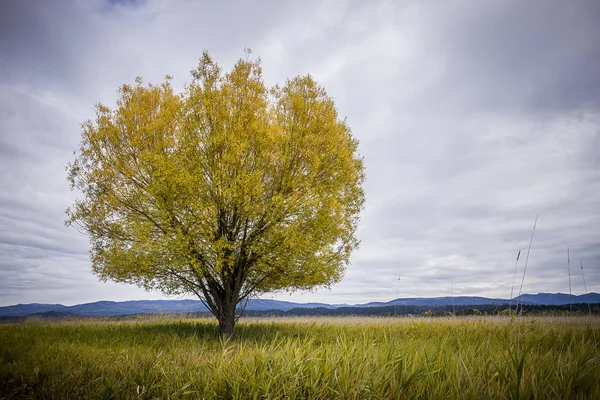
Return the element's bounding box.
[1,316,599,399]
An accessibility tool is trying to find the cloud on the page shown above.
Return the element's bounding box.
[0,0,598,306]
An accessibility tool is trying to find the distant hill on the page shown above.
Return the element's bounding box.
[0,298,341,317]
[357,296,508,307]
[0,293,597,318]
[0,300,206,317]
[513,292,600,305]
[347,293,600,308]
[0,303,70,317]
[242,299,343,311]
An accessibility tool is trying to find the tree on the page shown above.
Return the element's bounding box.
[66,51,365,337]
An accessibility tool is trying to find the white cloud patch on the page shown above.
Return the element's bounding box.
[0,0,598,306]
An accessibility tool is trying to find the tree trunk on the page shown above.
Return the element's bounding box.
[218,301,236,338]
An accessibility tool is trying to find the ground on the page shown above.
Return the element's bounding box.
[1,316,599,398]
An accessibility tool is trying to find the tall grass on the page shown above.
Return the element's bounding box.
[516,215,538,315]
[581,260,592,315]
[1,316,599,399]
[509,250,521,314]
[568,248,573,314]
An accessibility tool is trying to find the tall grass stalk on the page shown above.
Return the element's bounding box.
[394,275,401,317]
[581,259,592,315]
[568,248,572,314]
[509,250,521,315]
[450,281,456,315]
[517,215,538,315]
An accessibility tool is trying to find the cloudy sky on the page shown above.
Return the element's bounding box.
[1,0,599,306]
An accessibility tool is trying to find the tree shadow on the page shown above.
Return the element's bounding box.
[105,318,321,345]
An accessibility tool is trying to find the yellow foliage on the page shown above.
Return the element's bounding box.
[67,51,365,334]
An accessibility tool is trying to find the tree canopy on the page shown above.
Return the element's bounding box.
[67,51,365,336]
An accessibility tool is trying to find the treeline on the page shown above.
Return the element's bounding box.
[238,303,600,317]
[2,303,599,323]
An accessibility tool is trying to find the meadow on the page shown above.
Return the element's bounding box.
[1,316,599,399]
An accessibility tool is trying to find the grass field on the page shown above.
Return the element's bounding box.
[1,316,599,399]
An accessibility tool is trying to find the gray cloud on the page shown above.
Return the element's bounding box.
[0,0,598,306]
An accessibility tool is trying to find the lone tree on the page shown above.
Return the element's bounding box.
[67,51,365,337]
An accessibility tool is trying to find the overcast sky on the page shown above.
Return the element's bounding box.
[1,0,599,306]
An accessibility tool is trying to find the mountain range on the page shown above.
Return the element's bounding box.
[1,293,598,318]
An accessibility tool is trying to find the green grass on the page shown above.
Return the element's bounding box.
[1,316,599,399]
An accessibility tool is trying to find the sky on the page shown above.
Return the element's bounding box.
[0,0,599,306]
